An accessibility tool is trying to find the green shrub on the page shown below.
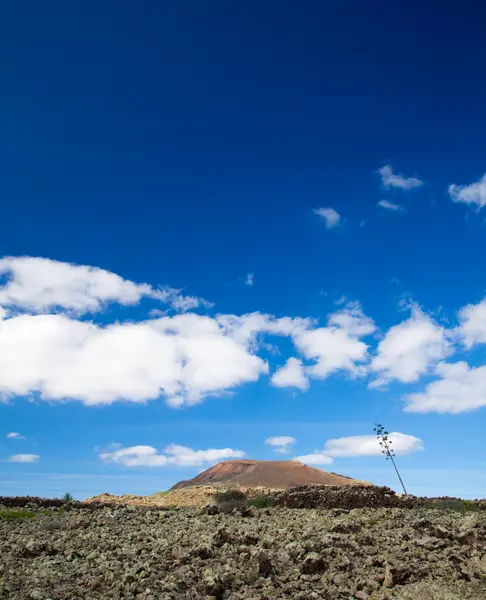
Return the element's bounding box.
[61,493,74,502]
[39,508,65,515]
[0,509,35,520]
[248,494,274,508]
[424,499,479,512]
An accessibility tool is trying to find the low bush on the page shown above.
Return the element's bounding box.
[248,494,274,508]
[424,499,480,512]
[0,509,35,520]
[214,489,247,514]
[214,489,247,503]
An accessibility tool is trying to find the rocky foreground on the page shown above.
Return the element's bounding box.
[0,499,485,599]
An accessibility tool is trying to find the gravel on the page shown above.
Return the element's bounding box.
[0,501,485,599]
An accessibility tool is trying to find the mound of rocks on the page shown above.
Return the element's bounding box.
[0,501,485,599]
[0,496,121,511]
[274,484,417,509]
[274,485,486,511]
[0,496,69,509]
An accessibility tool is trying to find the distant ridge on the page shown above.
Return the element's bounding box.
[170,459,367,490]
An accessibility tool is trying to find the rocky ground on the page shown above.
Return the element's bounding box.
[0,500,485,600]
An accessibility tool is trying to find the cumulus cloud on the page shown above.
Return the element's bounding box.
[313,207,341,229]
[457,298,486,348]
[0,255,380,408]
[217,313,311,348]
[293,453,333,465]
[0,298,379,406]
[98,443,244,467]
[324,432,424,456]
[370,307,451,387]
[0,312,270,407]
[265,436,296,454]
[6,432,25,439]
[293,303,375,380]
[378,165,423,190]
[377,200,405,212]
[8,454,39,463]
[271,358,309,391]
[404,361,486,414]
[0,256,209,314]
[294,328,367,379]
[448,173,486,209]
[327,301,376,337]
[293,431,423,465]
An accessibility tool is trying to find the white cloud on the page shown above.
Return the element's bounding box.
[98,443,244,467]
[457,298,486,348]
[377,200,405,212]
[0,312,269,407]
[0,256,209,314]
[6,432,25,439]
[216,313,312,349]
[265,436,296,454]
[327,301,376,337]
[293,431,423,465]
[404,361,486,414]
[448,173,486,209]
[0,252,382,408]
[370,307,451,387]
[324,432,424,456]
[313,207,341,229]
[293,453,333,465]
[271,358,309,391]
[245,273,254,286]
[293,303,374,380]
[0,300,378,407]
[8,454,39,463]
[294,328,367,379]
[0,255,391,409]
[378,165,423,190]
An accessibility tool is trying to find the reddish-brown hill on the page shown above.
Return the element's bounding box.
[170,459,366,490]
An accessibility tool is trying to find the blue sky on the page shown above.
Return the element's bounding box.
[2,0,486,499]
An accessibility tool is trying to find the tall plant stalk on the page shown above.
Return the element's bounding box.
[373,423,408,495]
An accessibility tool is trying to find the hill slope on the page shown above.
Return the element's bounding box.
[170,459,365,490]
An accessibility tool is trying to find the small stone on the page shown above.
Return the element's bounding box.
[201,568,224,596]
[257,552,273,577]
[383,564,394,588]
[329,508,350,517]
[195,543,213,559]
[355,592,370,600]
[39,520,63,531]
[456,530,476,546]
[432,525,450,539]
[301,552,327,574]
[333,573,347,586]
[337,554,352,570]
[480,553,486,573]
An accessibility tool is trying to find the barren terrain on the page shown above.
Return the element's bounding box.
[1,490,485,599]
